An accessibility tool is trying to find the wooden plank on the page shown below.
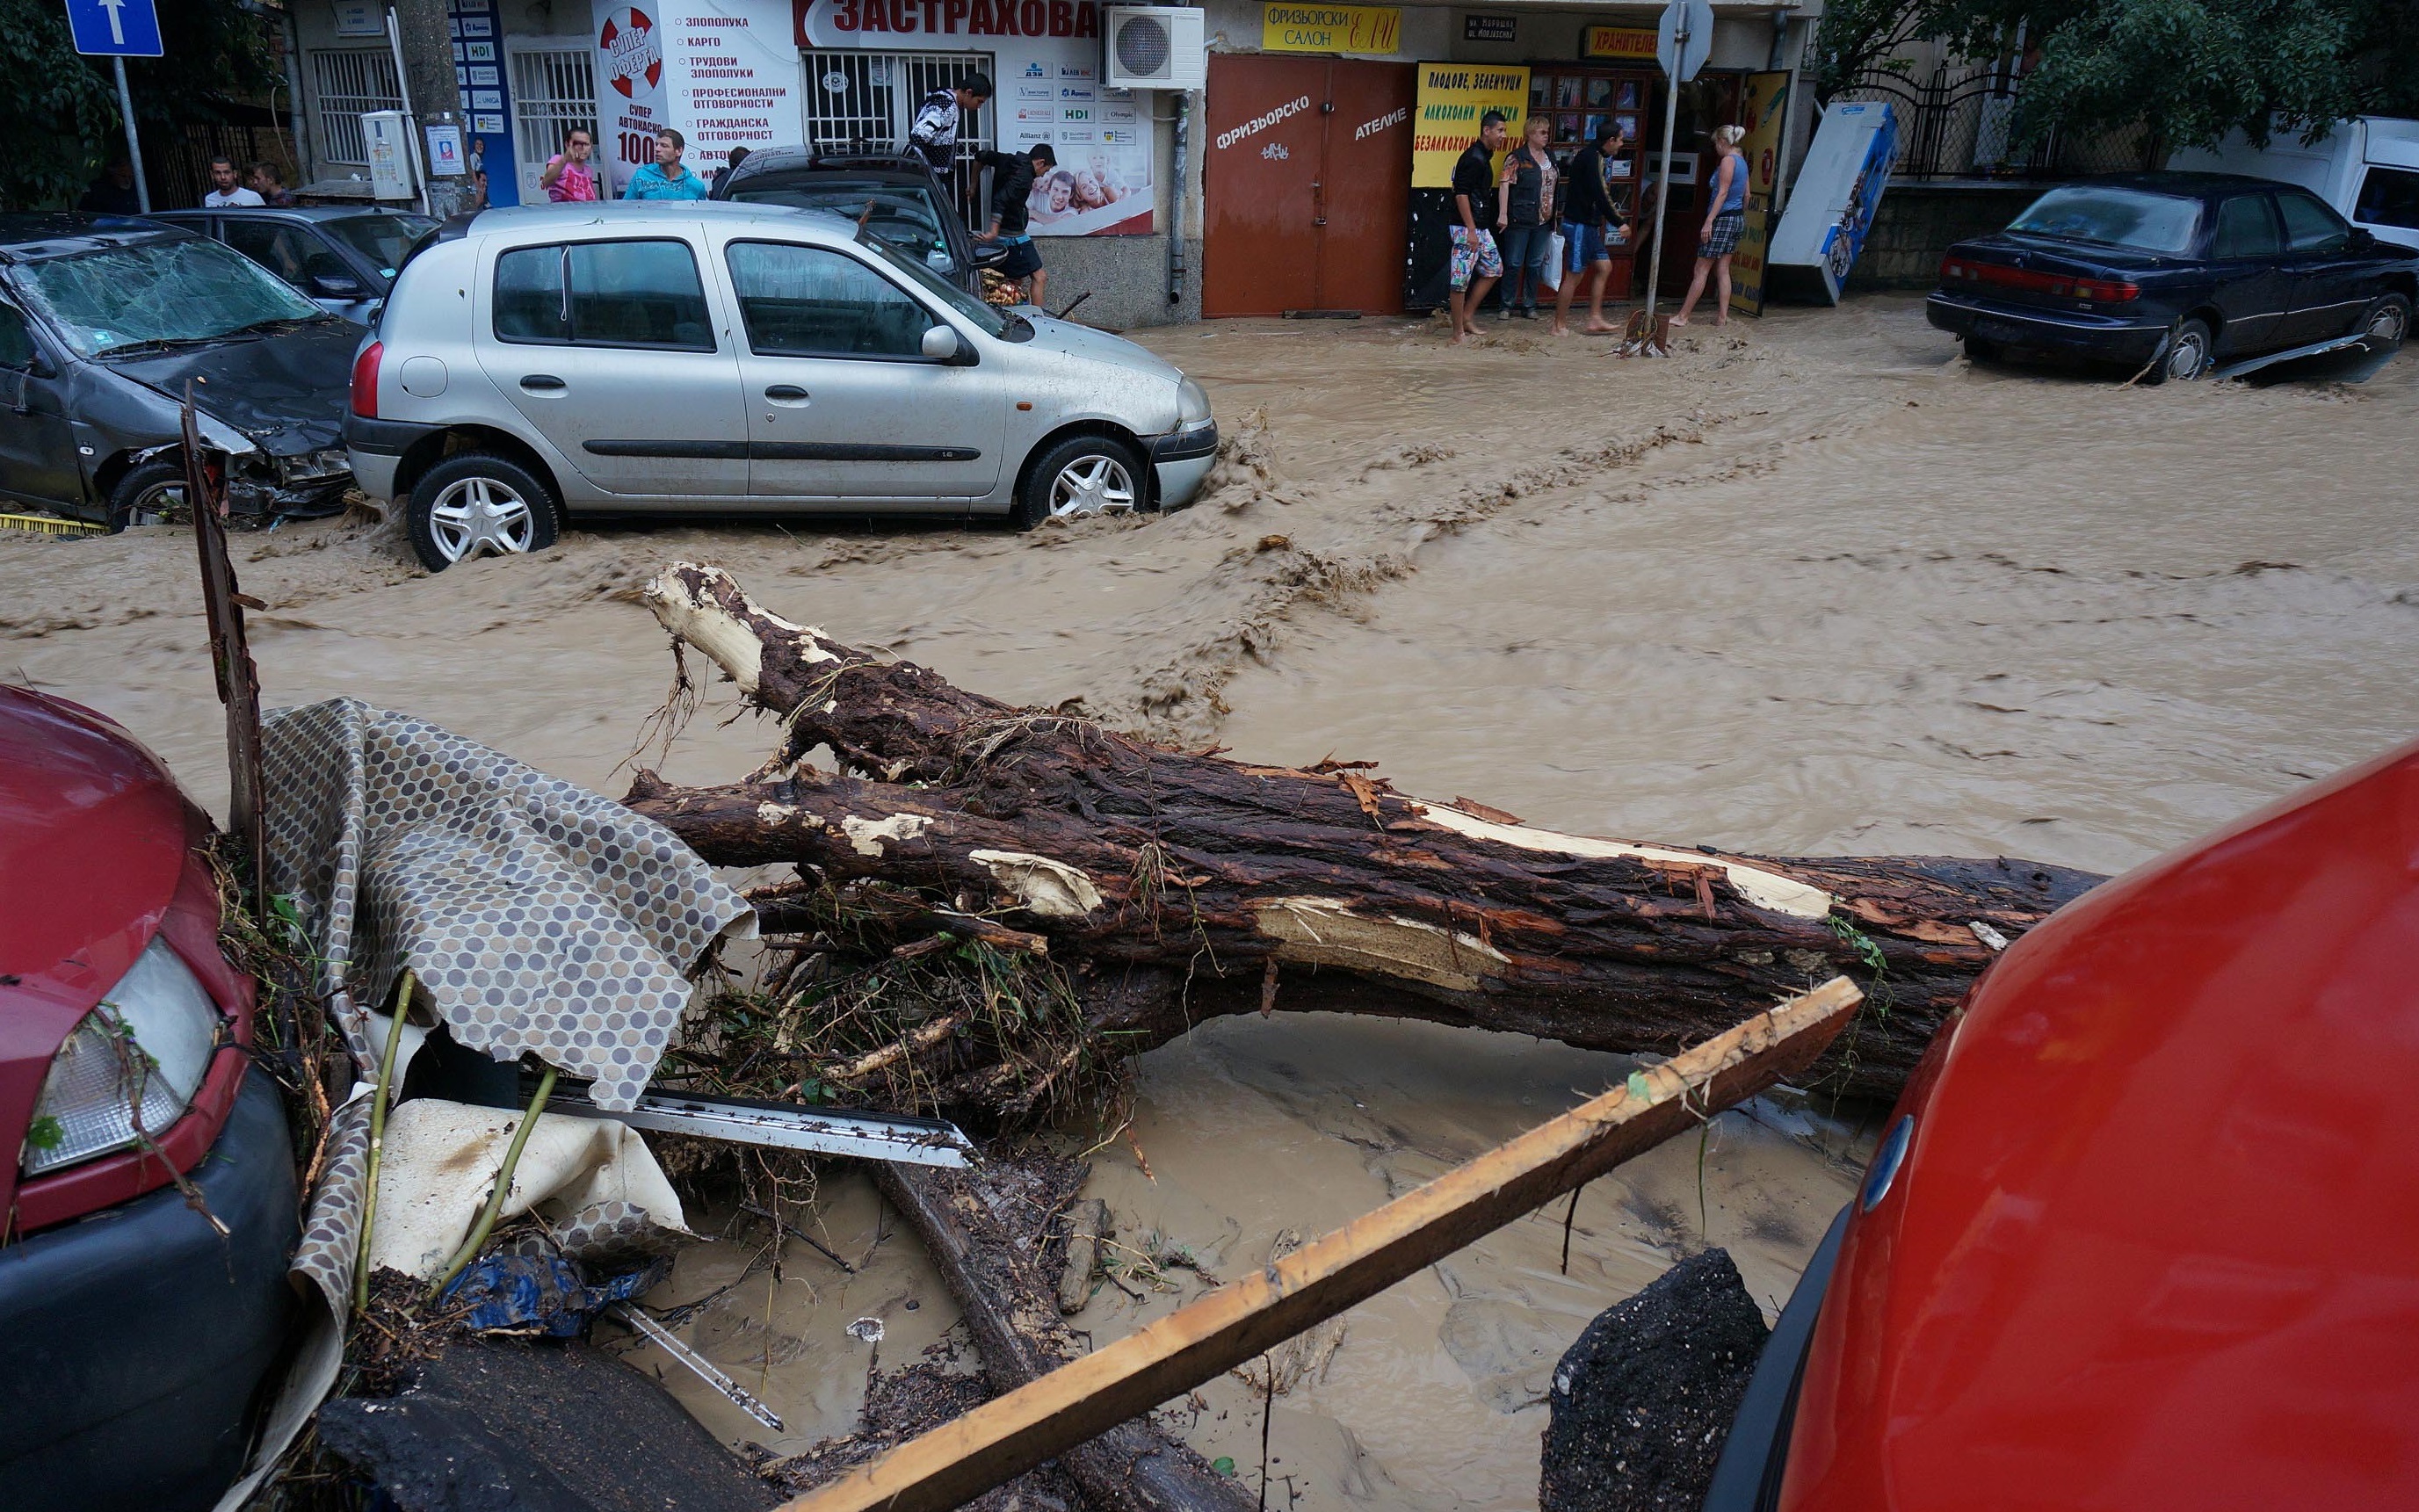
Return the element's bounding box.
[775,976,1863,1512]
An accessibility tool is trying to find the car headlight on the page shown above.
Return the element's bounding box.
[20,935,221,1177]
[280,449,353,482]
[1177,376,1213,430]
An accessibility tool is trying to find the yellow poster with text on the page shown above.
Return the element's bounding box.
[1729,71,1791,317]
[1411,62,1530,189]
[1262,4,1401,54]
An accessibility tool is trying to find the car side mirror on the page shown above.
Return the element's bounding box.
[310,271,373,300]
[921,323,964,361]
[2349,227,2376,253]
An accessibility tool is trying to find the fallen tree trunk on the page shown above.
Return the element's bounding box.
[874,1161,1254,1512]
[627,564,2103,1105]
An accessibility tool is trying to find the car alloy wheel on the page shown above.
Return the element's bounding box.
[1047,452,1138,518]
[425,474,538,561]
[121,480,184,528]
[2366,301,2409,345]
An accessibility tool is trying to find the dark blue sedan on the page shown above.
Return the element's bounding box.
[1927,171,2415,381]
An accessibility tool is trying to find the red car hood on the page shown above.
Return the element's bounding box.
[1783,737,2419,1509]
[0,687,197,1149]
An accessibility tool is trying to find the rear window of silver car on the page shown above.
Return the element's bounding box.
[2008,186,2203,254]
[493,238,715,351]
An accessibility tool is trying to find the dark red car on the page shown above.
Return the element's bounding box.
[0,686,296,1509]
[1707,737,2419,1508]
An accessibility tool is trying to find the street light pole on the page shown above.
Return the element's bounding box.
[112,55,150,213]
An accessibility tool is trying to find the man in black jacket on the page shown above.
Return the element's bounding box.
[1554,124,1633,336]
[974,142,1056,308]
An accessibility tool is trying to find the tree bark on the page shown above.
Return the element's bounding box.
[627,564,2103,1105]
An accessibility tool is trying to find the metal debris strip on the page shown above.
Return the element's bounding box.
[544,1083,974,1168]
[611,1302,786,1432]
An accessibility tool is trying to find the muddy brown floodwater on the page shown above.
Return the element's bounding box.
[8,297,2415,1509]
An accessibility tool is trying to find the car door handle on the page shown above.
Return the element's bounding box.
[764,384,810,405]
[520,374,567,394]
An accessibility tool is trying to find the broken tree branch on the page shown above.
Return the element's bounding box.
[874,1161,1255,1512]
[626,564,2097,1105]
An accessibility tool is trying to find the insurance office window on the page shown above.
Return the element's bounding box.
[492,239,713,350]
[724,242,931,359]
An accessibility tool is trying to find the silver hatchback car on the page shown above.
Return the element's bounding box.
[343,203,1217,570]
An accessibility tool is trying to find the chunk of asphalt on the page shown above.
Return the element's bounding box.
[1540,1247,1771,1512]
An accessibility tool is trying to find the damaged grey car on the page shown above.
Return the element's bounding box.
[0,214,356,529]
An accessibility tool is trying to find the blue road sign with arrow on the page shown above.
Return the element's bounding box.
[63,0,163,57]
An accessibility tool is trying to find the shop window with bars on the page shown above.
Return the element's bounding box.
[311,48,403,167]
[800,51,995,213]
[511,47,600,199]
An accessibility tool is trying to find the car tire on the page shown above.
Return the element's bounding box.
[2361,292,2410,349]
[1015,433,1145,530]
[405,452,560,572]
[1964,335,2003,365]
[105,458,187,532]
[2149,318,2213,384]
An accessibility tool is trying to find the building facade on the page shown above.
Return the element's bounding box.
[291,0,1819,329]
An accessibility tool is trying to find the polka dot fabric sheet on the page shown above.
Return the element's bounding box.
[261,698,751,1110]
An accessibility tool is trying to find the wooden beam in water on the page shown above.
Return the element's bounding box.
[776,975,1865,1512]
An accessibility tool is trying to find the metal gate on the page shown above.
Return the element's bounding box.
[800,51,995,215]
[1203,55,1415,318]
[511,47,599,201]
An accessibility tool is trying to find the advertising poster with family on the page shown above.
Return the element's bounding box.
[590,0,1151,234]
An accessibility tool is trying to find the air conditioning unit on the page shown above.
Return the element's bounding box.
[1103,6,1206,91]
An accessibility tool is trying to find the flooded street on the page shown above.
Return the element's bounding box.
[8,294,2415,1508]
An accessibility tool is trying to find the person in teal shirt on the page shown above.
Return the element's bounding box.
[626,128,710,200]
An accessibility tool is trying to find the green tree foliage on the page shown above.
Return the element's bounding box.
[0,0,280,209]
[1814,0,2419,151]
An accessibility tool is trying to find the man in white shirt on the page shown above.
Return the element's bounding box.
[202,156,265,207]
[907,72,991,177]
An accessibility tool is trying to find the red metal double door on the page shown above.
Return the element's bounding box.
[1203,54,1415,318]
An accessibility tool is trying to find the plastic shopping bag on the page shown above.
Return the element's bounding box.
[1540,232,1565,291]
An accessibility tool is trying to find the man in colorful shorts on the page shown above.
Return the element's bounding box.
[1448,111,1509,345]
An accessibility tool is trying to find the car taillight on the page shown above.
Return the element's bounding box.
[1940,257,2138,305]
[19,936,221,1177]
[350,339,382,419]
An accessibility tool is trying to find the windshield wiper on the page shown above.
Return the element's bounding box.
[95,335,226,358]
[224,315,321,336]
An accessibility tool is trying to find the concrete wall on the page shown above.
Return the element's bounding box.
[1843,181,2050,290]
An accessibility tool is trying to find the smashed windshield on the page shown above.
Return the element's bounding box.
[2008,187,2202,254]
[18,236,323,358]
[731,181,956,267]
[321,212,438,282]
[855,229,1017,340]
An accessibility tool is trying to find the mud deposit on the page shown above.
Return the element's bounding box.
[9,299,2415,1509]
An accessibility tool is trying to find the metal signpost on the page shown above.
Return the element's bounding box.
[1643,0,1713,327]
[62,0,163,214]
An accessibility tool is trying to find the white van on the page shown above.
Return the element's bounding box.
[2170,118,2419,245]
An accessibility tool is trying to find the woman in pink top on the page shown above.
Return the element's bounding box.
[541,128,600,203]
